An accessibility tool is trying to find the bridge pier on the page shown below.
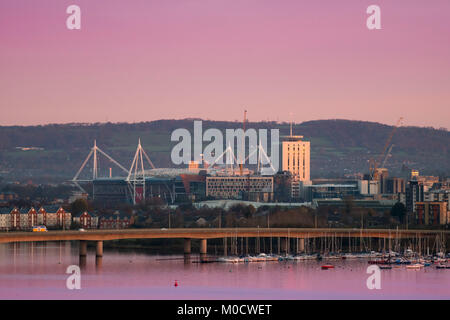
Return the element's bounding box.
[223,237,227,256]
[183,238,191,264]
[96,241,103,257]
[95,256,103,270]
[79,240,87,268]
[184,238,191,255]
[200,239,207,261]
[298,238,305,253]
[281,238,288,255]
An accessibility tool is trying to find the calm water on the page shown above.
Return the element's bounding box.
[0,242,449,300]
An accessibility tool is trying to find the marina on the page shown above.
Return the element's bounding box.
[211,251,449,270]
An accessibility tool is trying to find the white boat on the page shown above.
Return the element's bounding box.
[323,254,341,260]
[406,263,424,269]
[369,251,382,258]
[243,255,265,263]
[265,255,279,261]
[253,255,267,262]
[218,257,241,263]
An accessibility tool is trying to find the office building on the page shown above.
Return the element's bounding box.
[386,178,406,194]
[406,180,424,215]
[206,176,273,201]
[281,135,310,182]
[415,202,448,225]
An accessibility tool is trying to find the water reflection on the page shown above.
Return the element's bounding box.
[183,253,191,265]
[79,255,87,269]
[95,256,103,271]
[0,242,449,300]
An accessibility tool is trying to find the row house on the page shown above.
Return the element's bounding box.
[39,205,72,229]
[0,207,132,231]
[0,206,71,230]
[99,212,132,229]
[0,208,11,230]
[73,211,99,229]
[22,207,38,228]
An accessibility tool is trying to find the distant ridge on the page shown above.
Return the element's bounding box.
[1,118,447,130]
[0,119,448,182]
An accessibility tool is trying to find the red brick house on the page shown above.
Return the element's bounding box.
[36,206,71,229]
[99,211,132,229]
[10,208,20,230]
[27,207,38,227]
[37,207,48,225]
[74,211,98,229]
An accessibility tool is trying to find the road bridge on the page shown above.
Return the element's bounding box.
[1,228,447,265]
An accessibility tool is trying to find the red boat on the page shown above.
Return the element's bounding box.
[321,265,335,270]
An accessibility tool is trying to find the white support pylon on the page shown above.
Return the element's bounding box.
[208,142,238,175]
[72,140,128,193]
[93,140,98,180]
[257,140,276,175]
[127,139,160,204]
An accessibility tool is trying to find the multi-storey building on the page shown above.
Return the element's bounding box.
[303,183,360,202]
[281,135,310,182]
[424,190,449,204]
[281,133,311,200]
[385,177,406,194]
[415,175,440,192]
[406,180,424,215]
[206,176,273,201]
[376,168,389,194]
[415,202,448,225]
[358,180,380,195]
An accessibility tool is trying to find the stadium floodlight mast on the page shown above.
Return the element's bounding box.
[243,140,276,175]
[257,140,276,175]
[207,142,238,175]
[206,140,276,176]
[126,138,156,205]
[72,140,129,194]
[72,139,175,205]
[126,139,174,205]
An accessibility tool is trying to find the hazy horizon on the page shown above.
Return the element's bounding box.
[0,117,448,131]
[1,1,450,128]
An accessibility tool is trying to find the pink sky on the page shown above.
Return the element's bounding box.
[1,0,449,128]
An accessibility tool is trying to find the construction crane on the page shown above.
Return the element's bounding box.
[381,144,394,168]
[369,117,403,180]
[239,110,247,176]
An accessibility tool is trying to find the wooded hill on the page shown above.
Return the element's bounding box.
[0,119,448,183]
